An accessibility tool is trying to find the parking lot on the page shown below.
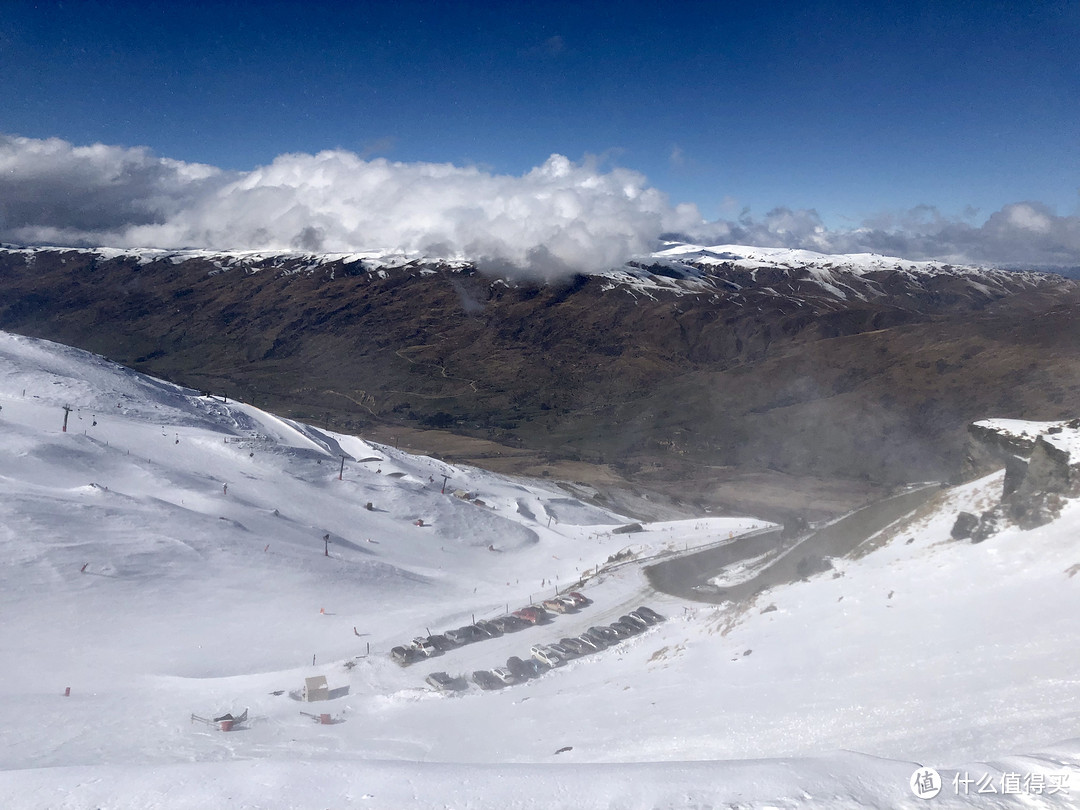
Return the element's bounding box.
[389,592,667,693]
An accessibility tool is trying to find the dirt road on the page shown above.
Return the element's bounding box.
[644,484,939,604]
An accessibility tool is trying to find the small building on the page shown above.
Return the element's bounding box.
[303,675,330,702]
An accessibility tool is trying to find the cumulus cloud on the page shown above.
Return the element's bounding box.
[1,133,1078,271]
[0,135,224,245]
[678,200,1080,267]
[823,201,1080,266]
[0,135,703,277]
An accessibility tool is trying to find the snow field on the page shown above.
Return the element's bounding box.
[1,330,1078,808]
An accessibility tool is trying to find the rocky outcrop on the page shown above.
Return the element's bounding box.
[963,421,1041,481]
[1019,430,1080,498]
[960,419,1080,541]
[950,511,979,539]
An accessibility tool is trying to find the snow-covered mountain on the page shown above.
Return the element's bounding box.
[2,239,1076,519]
[1,240,1064,301]
[609,241,1061,300]
[1,331,1078,808]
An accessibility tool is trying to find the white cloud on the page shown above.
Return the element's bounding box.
[1,134,1078,271]
[0,135,703,277]
[1004,202,1053,233]
[680,201,1080,267]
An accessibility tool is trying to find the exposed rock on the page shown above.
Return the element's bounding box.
[965,419,1080,540]
[1017,436,1078,498]
[950,511,979,539]
[971,506,1004,544]
[795,555,833,579]
[1002,455,1029,498]
[1007,491,1064,531]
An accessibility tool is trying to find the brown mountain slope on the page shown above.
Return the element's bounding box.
[1,246,1077,522]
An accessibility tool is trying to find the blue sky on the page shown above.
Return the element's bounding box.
[1,0,1078,267]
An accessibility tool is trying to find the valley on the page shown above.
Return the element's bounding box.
[1,330,1077,808]
[2,243,1078,526]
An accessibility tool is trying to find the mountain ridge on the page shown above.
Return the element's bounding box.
[1,242,1077,522]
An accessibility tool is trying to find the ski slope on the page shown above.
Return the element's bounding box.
[0,331,1077,809]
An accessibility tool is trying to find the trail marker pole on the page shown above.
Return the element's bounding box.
[339,455,345,480]
[323,534,330,557]
[441,475,449,494]
[61,404,72,432]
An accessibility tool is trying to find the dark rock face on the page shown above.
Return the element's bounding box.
[971,506,1003,544]
[795,555,833,579]
[964,420,1080,539]
[1,245,1079,520]
[1018,437,1078,499]
[951,511,979,539]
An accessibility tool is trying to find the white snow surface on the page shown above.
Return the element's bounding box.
[0,331,1078,809]
[975,418,1080,460]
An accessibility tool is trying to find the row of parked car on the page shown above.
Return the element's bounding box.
[425,605,665,692]
[390,591,593,666]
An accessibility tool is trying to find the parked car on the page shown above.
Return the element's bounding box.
[411,637,440,656]
[622,613,650,630]
[512,606,549,624]
[541,598,572,614]
[426,671,466,692]
[491,666,518,685]
[530,646,563,667]
[427,633,457,652]
[445,627,477,646]
[575,634,604,652]
[567,591,591,606]
[607,622,635,638]
[586,625,618,644]
[560,637,591,655]
[475,620,503,637]
[522,658,547,677]
[629,609,658,626]
[635,606,665,623]
[472,670,503,690]
[547,641,578,660]
[506,656,532,680]
[391,645,424,666]
[493,615,529,632]
[556,595,579,610]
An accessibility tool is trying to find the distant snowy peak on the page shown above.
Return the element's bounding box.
[2,243,473,277]
[599,242,1071,304]
[652,242,975,272]
[2,241,1071,307]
